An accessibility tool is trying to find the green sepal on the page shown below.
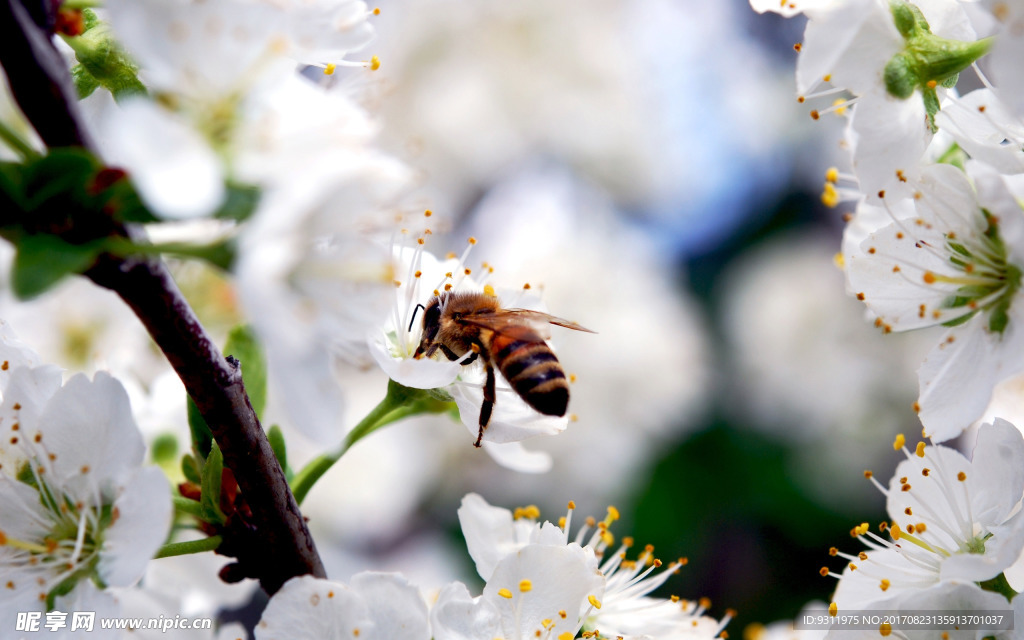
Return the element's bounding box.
[187,397,214,460]
[936,143,966,170]
[71,63,101,100]
[890,0,922,38]
[61,9,146,102]
[989,264,1022,334]
[884,53,917,100]
[979,572,1017,601]
[224,325,267,418]
[181,451,202,485]
[922,86,940,133]
[200,442,227,525]
[11,234,107,299]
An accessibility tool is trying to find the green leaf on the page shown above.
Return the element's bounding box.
[22,148,98,210]
[213,182,261,222]
[268,425,288,473]
[187,396,213,459]
[224,325,267,419]
[11,234,105,299]
[200,442,227,525]
[181,452,201,485]
[150,432,179,466]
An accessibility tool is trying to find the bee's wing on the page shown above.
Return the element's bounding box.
[460,309,595,341]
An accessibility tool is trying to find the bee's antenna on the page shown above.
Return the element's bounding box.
[409,303,426,332]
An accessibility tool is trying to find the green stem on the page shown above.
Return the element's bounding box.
[0,119,39,160]
[61,0,103,8]
[155,535,222,559]
[173,495,206,519]
[104,237,235,271]
[291,380,451,505]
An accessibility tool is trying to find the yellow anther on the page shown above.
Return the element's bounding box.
[833,252,845,270]
[567,500,576,510]
[523,283,531,290]
[468,237,477,245]
[569,373,577,383]
[893,434,905,451]
[498,588,513,599]
[558,516,566,528]
[558,634,573,640]
[324,63,336,75]
[519,579,532,593]
[831,97,848,116]
[373,7,380,14]
[601,531,614,546]
[825,167,840,183]
[622,536,634,547]
[880,579,890,591]
[821,182,839,208]
[369,55,380,70]
[880,622,892,636]
[915,442,926,457]
[829,603,838,616]
[891,524,902,540]
[542,619,553,629]
[587,595,602,609]
[424,209,432,217]
[957,471,967,481]
[414,270,422,278]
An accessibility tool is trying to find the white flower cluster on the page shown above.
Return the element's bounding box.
[752,0,1024,441]
[753,0,1024,633]
[256,494,730,640]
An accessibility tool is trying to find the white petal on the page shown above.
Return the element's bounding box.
[430,581,501,640]
[97,467,172,587]
[968,419,1024,525]
[368,334,461,389]
[40,372,145,498]
[484,544,603,639]
[450,375,567,444]
[349,572,429,640]
[458,493,521,581]
[848,91,932,196]
[797,0,902,96]
[256,575,372,640]
[918,303,1024,441]
[479,441,553,474]
[95,98,224,219]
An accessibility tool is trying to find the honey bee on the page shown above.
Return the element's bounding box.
[413,290,594,447]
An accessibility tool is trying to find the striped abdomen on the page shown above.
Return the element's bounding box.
[491,334,569,416]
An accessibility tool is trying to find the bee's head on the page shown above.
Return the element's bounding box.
[413,296,443,358]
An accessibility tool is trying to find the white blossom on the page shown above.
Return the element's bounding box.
[844,162,1024,440]
[828,421,1024,608]
[0,329,171,624]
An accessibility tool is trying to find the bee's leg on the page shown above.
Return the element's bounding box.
[415,342,439,359]
[438,344,461,361]
[475,360,496,448]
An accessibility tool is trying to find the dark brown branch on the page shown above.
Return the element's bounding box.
[1,0,93,148]
[0,0,325,594]
[87,254,326,594]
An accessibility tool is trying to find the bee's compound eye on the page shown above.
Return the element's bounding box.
[423,303,442,329]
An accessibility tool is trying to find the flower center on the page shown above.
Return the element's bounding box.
[925,210,1021,334]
